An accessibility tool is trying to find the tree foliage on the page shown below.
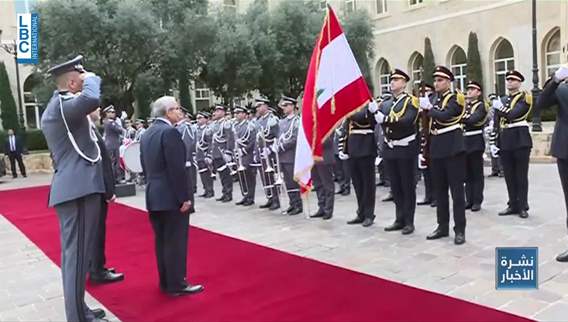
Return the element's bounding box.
[423,37,436,86]
[466,32,483,87]
[0,62,20,131]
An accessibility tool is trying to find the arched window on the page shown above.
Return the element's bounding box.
[375,59,390,95]
[409,52,424,88]
[493,39,515,95]
[23,73,42,129]
[449,46,467,91]
[544,29,561,78]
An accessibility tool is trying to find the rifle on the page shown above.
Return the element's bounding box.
[419,68,430,169]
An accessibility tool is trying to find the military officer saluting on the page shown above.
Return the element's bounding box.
[209,104,235,202]
[102,105,124,183]
[255,97,281,211]
[176,107,197,213]
[420,66,467,245]
[195,112,215,198]
[274,96,303,216]
[490,70,532,219]
[371,68,419,235]
[462,81,488,212]
[233,105,258,206]
[41,55,108,321]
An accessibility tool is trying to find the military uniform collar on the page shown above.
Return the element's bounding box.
[469,99,480,105]
[393,91,407,100]
[508,90,522,97]
[440,89,452,96]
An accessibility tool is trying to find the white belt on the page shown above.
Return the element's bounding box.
[384,134,416,148]
[504,120,529,129]
[351,129,374,135]
[464,129,483,136]
[431,124,462,135]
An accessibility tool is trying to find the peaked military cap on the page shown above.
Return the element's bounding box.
[279,95,297,105]
[390,68,410,82]
[47,55,86,77]
[433,65,455,81]
[214,104,227,111]
[254,97,270,106]
[505,70,525,82]
[103,105,115,113]
[233,105,247,113]
[466,80,482,91]
[196,111,210,118]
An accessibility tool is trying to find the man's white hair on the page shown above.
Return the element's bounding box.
[151,96,177,118]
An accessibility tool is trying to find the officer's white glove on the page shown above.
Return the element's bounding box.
[418,153,427,170]
[419,97,432,110]
[490,144,500,158]
[223,153,232,163]
[374,111,386,124]
[368,100,379,114]
[121,111,128,120]
[374,156,382,166]
[554,66,568,83]
[492,99,506,113]
[263,147,272,157]
[338,151,350,160]
[239,147,247,156]
[270,143,279,154]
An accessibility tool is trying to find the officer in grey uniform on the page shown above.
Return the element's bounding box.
[233,106,258,206]
[209,104,235,202]
[276,96,302,216]
[41,56,107,322]
[196,112,215,198]
[310,137,335,220]
[176,108,197,213]
[255,97,281,211]
[102,105,123,183]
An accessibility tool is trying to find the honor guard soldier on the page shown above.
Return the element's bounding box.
[176,107,197,213]
[275,96,303,215]
[535,65,568,262]
[255,97,281,211]
[233,105,258,206]
[334,119,351,196]
[195,112,215,198]
[340,102,377,227]
[490,70,532,219]
[103,105,124,183]
[209,104,235,202]
[463,81,488,212]
[371,69,419,235]
[417,83,437,208]
[134,119,147,141]
[41,55,108,321]
[419,66,467,245]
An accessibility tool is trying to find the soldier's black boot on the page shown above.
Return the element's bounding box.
[556,250,568,262]
[259,199,273,209]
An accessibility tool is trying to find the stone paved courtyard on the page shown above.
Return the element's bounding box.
[1,164,568,321]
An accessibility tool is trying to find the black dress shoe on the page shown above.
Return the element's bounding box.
[221,196,232,203]
[92,308,106,319]
[322,213,333,220]
[269,202,281,211]
[335,189,345,195]
[347,217,364,225]
[465,203,472,210]
[471,204,481,212]
[90,270,124,284]
[430,200,437,207]
[235,198,246,205]
[362,218,374,227]
[556,250,568,262]
[341,189,350,196]
[203,193,214,199]
[454,233,466,245]
[287,207,302,216]
[242,199,254,206]
[284,206,294,214]
[401,225,415,235]
[382,193,394,202]
[376,181,387,187]
[259,200,272,209]
[488,172,499,177]
[498,207,518,216]
[384,222,404,232]
[169,284,204,297]
[519,210,529,219]
[426,228,449,240]
[417,199,431,206]
[310,210,324,218]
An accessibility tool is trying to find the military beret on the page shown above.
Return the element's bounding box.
[390,68,410,82]
[433,65,455,81]
[466,80,482,91]
[103,105,115,113]
[47,55,86,77]
[505,70,525,82]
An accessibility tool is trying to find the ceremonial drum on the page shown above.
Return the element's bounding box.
[122,141,143,173]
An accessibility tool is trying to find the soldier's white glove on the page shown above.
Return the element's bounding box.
[204,157,212,165]
[338,151,350,160]
[490,144,500,158]
[239,147,247,156]
[492,99,506,113]
[554,66,568,83]
[368,100,379,114]
[419,97,432,110]
[418,154,427,170]
[270,144,279,154]
[223,152,232,163]
[374,156,382,166]
[121,111,128,120]
[374,111,386,124]
[263,147,272,157]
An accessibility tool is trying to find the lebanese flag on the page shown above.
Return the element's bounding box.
[294,5,372,194]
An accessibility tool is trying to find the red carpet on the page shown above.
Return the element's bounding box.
[0,186,531,322]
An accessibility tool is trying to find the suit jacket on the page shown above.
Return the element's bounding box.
[103,118,123,150]
[95,130,115,200]
[4,135,24,155]
[536,79,568,159]
[40,76,105,207]
[140,118,190,212]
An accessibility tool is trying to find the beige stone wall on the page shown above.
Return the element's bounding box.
[2,152,53,175]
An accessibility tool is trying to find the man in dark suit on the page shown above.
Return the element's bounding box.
[88,108,124,284]
[140,96,204,296]
[4,129,26,178]
[103,105,123,183]
[534,65,568,262]
[310,137,335,220]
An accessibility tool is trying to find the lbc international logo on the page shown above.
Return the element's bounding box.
[16,13,39,64]
[496,247,538,290]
